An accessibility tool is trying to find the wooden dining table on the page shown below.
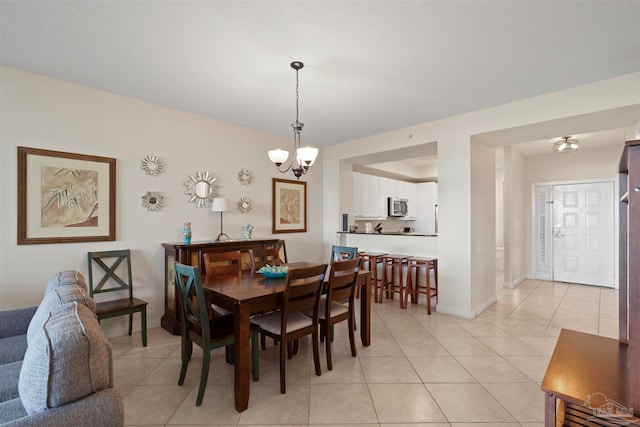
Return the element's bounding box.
[200,261,372,412]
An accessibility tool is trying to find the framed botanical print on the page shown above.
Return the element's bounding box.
[17,146,116,244]
[272,178,307,233]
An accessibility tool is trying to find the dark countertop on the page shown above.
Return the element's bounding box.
[337,231,437,237]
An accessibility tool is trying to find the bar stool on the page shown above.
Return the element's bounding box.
[405,257,438,314]
[379,254,412,308]
[357,251,387,302]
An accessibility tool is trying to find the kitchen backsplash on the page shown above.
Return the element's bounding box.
[354,218,414,233]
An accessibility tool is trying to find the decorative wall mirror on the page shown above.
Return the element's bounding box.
[141,191,164,211]
[184,171,217,208]
[140,155,164,176]
[237,197,253,213]
[237,169,254,186]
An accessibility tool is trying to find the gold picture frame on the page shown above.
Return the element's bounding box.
[272,178,307,233]
[18,146,116,245]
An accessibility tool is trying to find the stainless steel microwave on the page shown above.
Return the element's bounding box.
[388,197,408,217]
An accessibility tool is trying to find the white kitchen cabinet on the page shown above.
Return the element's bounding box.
[404,182,418,219]
[353,172,385,219]
[414,182,438,234]
[352,173,361,217]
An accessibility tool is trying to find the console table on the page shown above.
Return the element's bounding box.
[160,238,280,334]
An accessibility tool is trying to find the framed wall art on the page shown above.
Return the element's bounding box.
[272,178,307,233]
[17,146,116,244]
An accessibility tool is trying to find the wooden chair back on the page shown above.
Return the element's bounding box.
[326,258,361,306]
[330,245,358,263]
[281,264,328,334]
[249,247,282,272]
[203,250,242,276]
[173,263,210,342]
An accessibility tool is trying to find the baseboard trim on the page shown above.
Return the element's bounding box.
[436,304,475,319]
[504,275,525,289]
[472,294,498,316]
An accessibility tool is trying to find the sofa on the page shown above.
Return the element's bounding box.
[0,271,124,427]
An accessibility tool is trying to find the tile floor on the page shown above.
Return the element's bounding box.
[111,279,619,426]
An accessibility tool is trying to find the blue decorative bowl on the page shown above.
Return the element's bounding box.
[257,265,289,278]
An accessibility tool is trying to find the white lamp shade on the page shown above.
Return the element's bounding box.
[296,146,318,166]
[268,149,289,164]
[211,197,229,212]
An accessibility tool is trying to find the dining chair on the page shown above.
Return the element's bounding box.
[309,258,360,370]
[203,251,242,316]
[174,262,259,406]
[330,245,358,263]
[87,249,148,347]
[250,263,328,394]
[249,247,282,272]
[277,239,289,263]
[203,250,242,275]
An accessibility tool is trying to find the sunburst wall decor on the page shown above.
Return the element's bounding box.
[140,155,164,176]
[237,197,253,213]
[141,191,164,211]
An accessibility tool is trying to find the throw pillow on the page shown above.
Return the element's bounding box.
[45,270,88,293]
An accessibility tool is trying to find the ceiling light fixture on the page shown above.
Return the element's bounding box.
[268,61,318,179]
[553,136,579,153]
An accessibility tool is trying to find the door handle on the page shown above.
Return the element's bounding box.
[554,230,565,238]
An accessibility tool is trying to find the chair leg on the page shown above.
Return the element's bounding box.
[279,339,287,394]
[260,332,267,350]
[225,344,235,364]
[325,322,333,371]
[312,329,321,377]
[141,307,147,347]
[178,338,192,386]
[196,348,210,406]
[128,313,133,336]
[292,339,299,355]
[251,330,260,381]
[347,316,357,357]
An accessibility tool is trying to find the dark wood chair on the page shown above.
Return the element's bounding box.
[250,263,327,394]
[330,245,358,263]
[312,258,361,370]
[174,262,259,406]
[277,239,288,263]
[203,250,242,275]
[249,247,282,272]
[87,249,148,347]
[203,251,242,316]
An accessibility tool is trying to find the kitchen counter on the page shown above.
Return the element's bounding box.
[337,231,437,237]
[336,231,437,258]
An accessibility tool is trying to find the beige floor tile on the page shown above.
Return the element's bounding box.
[369,383,447,423]
[360,356,421,383]
[426,383,516,423]
[408,356,475,383]
[483,382,546,422]
[516,336,558,355]
[459,322,513,337]
[502,355,552,382]
[435,337,497,357]
[475,335,542,356]
[124,385,193,425]
[114,358,164,386]
[384,320,431,337]
[421,322,472,337]
[395,335,450,356]
[310,356,366,383]
[237,383,311,425]
[380,424,449,427]
[358,337,404,357]
[450,423,520,427]
[254,353,312,385]
[309,383,378,424]
[167,383,240,425]
[455,356,531,382]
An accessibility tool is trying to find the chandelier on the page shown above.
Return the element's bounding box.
[553,136,579,153]
[268,61,318,179]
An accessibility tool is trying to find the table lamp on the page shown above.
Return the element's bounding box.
[211,197,230,241]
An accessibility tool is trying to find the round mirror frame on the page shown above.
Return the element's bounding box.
[141,191,164,211]
[140,155,164,176]
[237,197,253,213]
[184,171,217,208]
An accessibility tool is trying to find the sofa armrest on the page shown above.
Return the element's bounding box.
[0,307,37,339]
[1,388,124,427]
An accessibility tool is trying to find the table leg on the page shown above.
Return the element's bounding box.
[545,392,556,427]
[359,272,371,346]
[234,303,251,412]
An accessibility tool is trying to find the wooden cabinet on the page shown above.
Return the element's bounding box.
[160,238,280,334]
[541,140,640,425]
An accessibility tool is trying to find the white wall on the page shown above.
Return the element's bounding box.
[470,142,496,314]
[503,146,526,288]
[523,144,621,278]
[323,72,639,319]
[0,67,325,337]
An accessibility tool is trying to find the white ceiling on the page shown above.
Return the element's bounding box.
[1,1,639,149]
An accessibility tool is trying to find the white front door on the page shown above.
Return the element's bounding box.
[552,182,615,287]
